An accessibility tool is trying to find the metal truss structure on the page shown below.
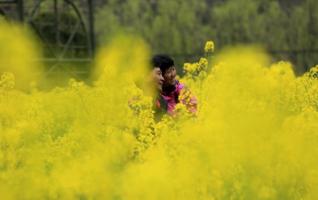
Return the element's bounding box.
[0,0,95,77]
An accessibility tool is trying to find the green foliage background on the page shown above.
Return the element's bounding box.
[96,0,318,74]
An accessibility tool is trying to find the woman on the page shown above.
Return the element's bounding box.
[152,54,197,115]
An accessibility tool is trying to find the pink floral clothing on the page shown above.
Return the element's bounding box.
[161,81,197,115]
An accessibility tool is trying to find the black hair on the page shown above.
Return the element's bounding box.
[151,54,174,74]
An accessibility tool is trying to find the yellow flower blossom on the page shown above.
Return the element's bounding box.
[204,40,214,53]
[0,22,317,200]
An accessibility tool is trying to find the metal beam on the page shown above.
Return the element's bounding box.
[54,0,59,45]
[1,0,95,76]
[88,0,95,56]
[0,0,17,4]
[16,0,23,22]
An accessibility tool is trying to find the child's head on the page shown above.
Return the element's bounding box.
[152,54,176,86]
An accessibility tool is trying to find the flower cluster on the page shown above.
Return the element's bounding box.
[183,58,208,80]
[0,72,15,90]
[204,40,215,53]
[1,21,318,200]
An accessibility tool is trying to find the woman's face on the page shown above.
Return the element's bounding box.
[163,66,177,86]
[152,67,164,91]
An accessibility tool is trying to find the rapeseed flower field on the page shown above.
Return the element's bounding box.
[1,21,318,200]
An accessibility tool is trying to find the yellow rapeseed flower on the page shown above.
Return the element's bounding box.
[204,40,214,53]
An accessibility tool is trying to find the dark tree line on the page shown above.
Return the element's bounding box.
[3,0,317,74]
[96,0,318,74]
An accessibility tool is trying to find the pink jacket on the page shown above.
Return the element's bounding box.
[161,81,197,115]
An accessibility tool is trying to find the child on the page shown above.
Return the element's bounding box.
[152,54,197,115]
